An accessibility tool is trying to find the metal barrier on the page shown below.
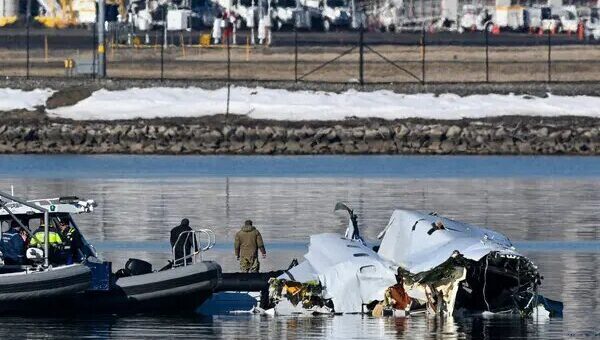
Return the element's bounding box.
[3,25,600,84]
[171,228,215,267]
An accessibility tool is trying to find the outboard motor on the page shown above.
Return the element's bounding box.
[125,258,153,276]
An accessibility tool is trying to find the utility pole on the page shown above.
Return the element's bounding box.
[97,0,106,77]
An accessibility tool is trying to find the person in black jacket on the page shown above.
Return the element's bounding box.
[58,220,83,264]
[170,218,196,265]
[0,220,26,265]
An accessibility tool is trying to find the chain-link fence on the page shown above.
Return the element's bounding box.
[1,25,599,84]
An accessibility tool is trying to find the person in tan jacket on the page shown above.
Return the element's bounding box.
[234,220,266,272]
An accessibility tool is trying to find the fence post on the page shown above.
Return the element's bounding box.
[358,28,364,86]
[92,8,97,79]
[25,0,31,79]
[420,27,425,85]
[44,35,48,63]
[547,30,551,82]
[97,0,106,78]
[485,22,492,83]
[294,27,298,82]
[161,7,165,82]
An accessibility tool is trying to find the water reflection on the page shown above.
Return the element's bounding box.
[0,311,579,339]
[2,177,599,243]
[0,156,598,339]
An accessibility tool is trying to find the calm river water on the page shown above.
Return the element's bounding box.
[0,155,598,339]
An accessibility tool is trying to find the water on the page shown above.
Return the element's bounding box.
[0,155,598,339]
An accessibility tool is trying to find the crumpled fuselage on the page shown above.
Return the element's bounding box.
[270,208,551,317]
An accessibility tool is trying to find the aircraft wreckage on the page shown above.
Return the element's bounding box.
[265,203,563,317]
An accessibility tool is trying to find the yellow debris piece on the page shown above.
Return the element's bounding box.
[284,283,302,296]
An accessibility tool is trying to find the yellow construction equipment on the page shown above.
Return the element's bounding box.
[0,16,17,27]
[200,34,211,47]
[35,0,77,28]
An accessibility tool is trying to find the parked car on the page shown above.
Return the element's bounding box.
[270,0,299,30]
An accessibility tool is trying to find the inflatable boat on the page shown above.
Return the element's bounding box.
[0,264,91,312]
[80,259,221,314]
[0,190,222,315]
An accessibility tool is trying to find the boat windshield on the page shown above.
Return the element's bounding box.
[0,213,95,263]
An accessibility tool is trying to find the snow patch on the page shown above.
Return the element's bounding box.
[47,86,600,121]
[0,88,54,111]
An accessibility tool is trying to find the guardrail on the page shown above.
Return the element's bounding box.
[172,228,215,267]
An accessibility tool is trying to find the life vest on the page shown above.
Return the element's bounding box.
[63,227,76,242]
[29,230,63,247]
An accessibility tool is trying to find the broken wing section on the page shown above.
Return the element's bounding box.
[276,233,397,314]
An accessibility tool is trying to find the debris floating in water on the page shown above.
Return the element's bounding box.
[264,204,563,318]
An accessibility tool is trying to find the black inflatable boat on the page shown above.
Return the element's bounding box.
[0,191,222,315]
[79,259,222,314]
[0,264,92,312]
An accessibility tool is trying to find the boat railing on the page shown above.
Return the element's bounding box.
[172,229,216,267]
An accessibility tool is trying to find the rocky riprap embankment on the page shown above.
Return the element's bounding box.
[1,117,599,154]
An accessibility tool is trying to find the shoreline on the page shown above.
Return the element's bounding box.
[1,113,599,155]
[1,79,600,155]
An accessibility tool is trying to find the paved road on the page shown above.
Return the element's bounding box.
[0,27,598,50]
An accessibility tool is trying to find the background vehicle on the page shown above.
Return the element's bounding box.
[301,0,351,31]
[270,0,299,30]
[191,0,220,28]
[586,7,600,39]
[558,5,578,32]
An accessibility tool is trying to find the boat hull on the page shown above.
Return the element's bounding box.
[80,261,222,315]
[0,264,92,313]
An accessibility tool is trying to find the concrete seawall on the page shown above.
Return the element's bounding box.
[2,116,599,154]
